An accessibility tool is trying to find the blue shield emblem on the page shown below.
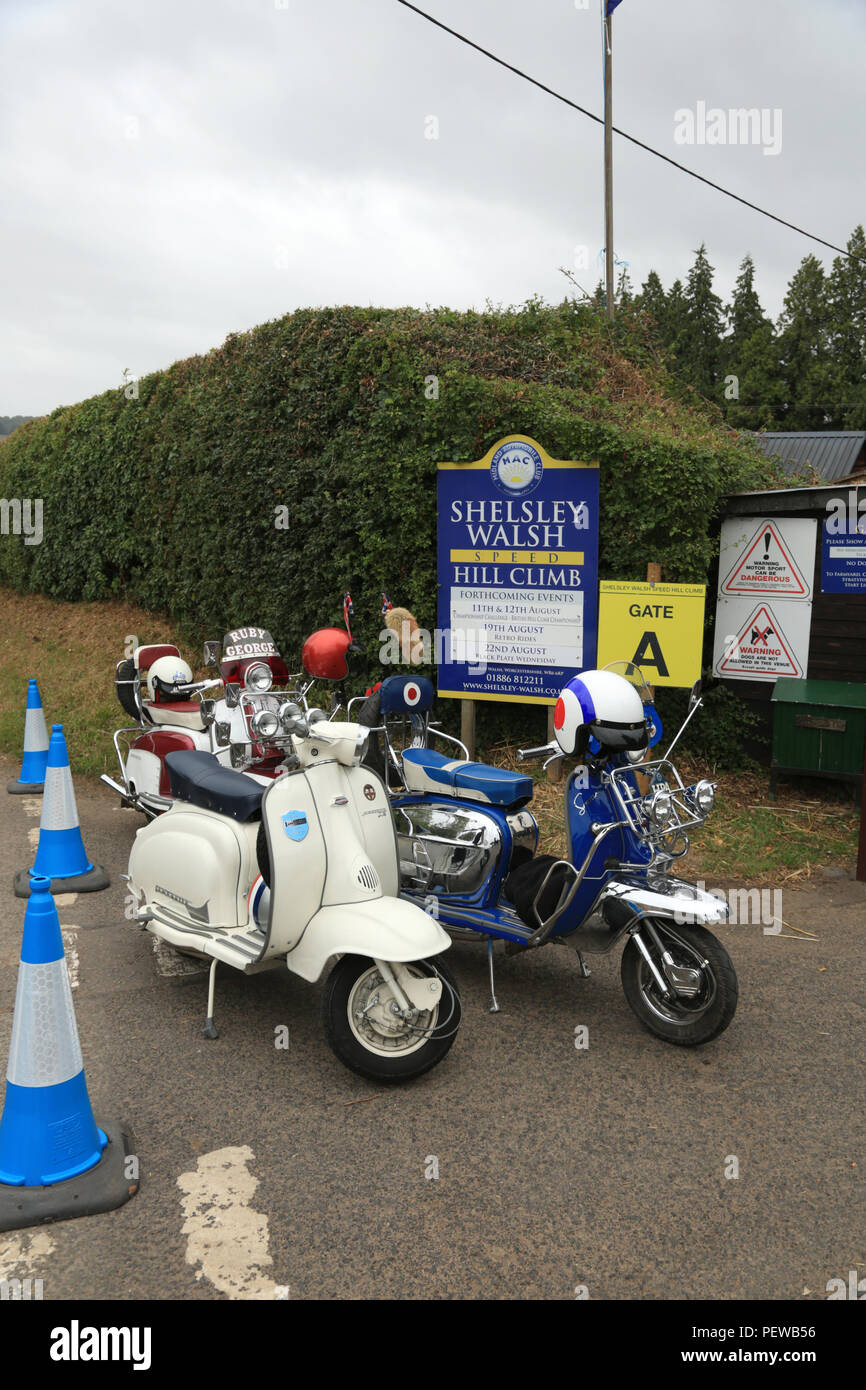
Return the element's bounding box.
[282,810,308,842]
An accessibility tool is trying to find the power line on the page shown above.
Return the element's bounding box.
[396,0,863,266]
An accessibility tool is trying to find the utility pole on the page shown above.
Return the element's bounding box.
[603,2,614,322]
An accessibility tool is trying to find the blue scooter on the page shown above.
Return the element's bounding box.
[355,664,738,1046]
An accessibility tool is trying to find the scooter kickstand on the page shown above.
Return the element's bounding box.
[486,937,501,1014]
[203,958,219,1039]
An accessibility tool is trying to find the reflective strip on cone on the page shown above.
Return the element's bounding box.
[39,765,81,833]
[23,706,49,754]
[6,959,83,1089]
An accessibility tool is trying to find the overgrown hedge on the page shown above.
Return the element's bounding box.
[0,301,780,754]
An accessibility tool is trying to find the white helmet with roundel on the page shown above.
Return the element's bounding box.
[146,655,194,702]
[553,669,648,757]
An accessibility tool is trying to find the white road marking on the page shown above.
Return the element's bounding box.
[177,1146,285,1300]
[54,893,78,907]
[27,828,39,851]
[61,928,79,990]
[20,797,42,818]
[152,936,209,979]
[0,1230,55,1290]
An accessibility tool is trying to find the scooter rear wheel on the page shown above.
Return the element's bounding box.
[322,954,461,1082]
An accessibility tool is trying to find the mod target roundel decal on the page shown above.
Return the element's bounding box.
[403,681,421,707]
[553,697,566,730]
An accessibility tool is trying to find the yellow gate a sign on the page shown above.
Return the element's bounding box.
[597,582,706,688]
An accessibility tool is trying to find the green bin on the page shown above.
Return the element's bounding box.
[770,678,866,798]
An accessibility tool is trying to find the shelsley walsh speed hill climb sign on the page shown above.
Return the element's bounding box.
[436,436,599,704]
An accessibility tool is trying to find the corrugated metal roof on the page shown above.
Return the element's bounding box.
[753,431,866,482]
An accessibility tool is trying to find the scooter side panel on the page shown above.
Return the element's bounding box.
[345,765,399,898]
[551,772,634,934]
[129,806,246,928]
[260,772,327,954]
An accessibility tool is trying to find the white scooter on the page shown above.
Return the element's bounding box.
[126,708,461,1082]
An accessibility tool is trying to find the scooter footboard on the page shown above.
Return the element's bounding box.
[285,897,451,983]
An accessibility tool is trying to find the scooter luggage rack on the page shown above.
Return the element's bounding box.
[226,686,312,770]
[114,660,224,726]
[352,717,470,794]
[607,759,710,846]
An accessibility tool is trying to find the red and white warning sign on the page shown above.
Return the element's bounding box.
[720,518,813,597]
[714,601,809,679]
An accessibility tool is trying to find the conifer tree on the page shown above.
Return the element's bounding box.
[679,245,724,399]
[776,254,839,429]
[827,226,866,429]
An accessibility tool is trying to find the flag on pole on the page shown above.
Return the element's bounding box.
[605,0,623,14]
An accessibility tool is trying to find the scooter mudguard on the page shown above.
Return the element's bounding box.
[285,896,451,983]
[601,876,729,926]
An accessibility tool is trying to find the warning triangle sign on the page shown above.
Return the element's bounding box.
[718,603,804,678]
[721,520,809,597]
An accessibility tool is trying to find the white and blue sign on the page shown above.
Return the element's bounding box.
[281,811,309,842]
[821,509,866,594]
[436,435,599,704]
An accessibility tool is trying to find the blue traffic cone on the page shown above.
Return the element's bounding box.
[0,875,138,1231]
[7,680,50,794]
[13,725,109,898]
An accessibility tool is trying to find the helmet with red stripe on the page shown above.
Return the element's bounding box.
[553,669,647,758]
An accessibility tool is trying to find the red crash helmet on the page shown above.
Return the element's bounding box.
[302,628,357,681]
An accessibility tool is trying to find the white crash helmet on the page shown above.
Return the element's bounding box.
[553,669,648,757]
[146,655,194,702]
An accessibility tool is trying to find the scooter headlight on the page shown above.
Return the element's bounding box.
[625,748,647,765]
[694,779,715,814]
[251,708,280,739]
[279,700,303,732]
[648,788,674,828]
[245,662,273,693]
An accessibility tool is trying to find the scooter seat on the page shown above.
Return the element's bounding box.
[164,750,265,822]
[143,700,206,732]
[401,748,533,808]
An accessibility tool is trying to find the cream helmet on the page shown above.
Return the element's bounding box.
[553,669,648,758]
[146,655,194,702]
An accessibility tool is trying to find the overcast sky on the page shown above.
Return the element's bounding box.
[2,0,864,416]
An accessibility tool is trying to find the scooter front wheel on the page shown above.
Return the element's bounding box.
[621,919,738,1046]
[323,954,461,1082]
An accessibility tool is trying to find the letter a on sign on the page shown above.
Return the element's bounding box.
[631,630,669,678]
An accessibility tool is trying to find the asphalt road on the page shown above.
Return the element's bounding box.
[0,752,863,1301]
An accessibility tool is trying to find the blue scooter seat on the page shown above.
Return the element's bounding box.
[402,748,533,808]
[165,750,265,822]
